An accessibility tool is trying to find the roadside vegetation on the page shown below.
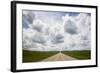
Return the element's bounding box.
[62,50,91,60]
[23,50,91,63]
[23,50,59,63]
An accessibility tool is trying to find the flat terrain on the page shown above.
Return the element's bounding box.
[62,50,91,60]
[42,53,76,62]
[23,50,58,63]
[23,50,91,63]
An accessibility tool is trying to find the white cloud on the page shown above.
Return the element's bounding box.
[62,13,91,50]
[22,11,91,51]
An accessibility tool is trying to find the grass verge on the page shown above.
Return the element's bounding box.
[62,50,91,60]
[23,50,59,63]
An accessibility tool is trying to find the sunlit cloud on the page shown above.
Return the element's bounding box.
[22,10,91,51]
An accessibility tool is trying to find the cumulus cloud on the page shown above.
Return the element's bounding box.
[22,10,91,51]
[51,33,64,44]
[29,19,44,32]
[22,11,35,28]
[32,33,46,44]
[64,20,78,34]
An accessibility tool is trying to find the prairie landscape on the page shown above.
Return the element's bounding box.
[23,50,91,62]
[22,10,91,63]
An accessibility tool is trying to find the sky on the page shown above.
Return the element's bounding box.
[22,10,91,51]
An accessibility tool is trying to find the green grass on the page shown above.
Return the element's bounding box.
[62,50,91,60]
[23,50,59,63]
[23,50,91,63]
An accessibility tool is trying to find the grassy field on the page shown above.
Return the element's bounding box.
[23,50,91,63]
[62,50,91,60]
[23,50,59,63]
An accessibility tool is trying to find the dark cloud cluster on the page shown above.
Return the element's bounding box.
[32,23,43,32]
[22,12,35,28]
[51,33,64,44]
[64,20,78,35]
[32,33,46,45]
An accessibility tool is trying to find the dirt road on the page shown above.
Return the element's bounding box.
[41,53,76,62]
